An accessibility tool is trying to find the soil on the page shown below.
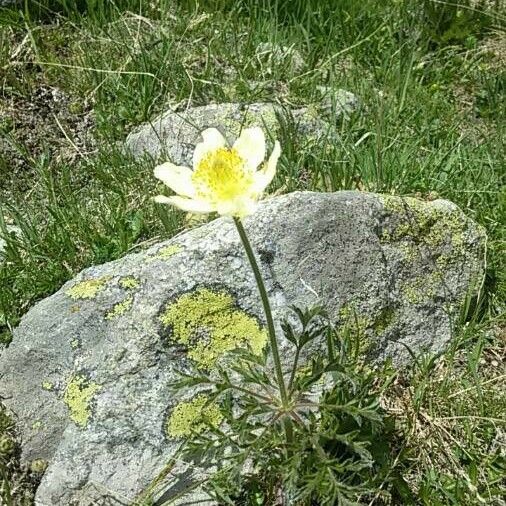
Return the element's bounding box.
[0,83,96,201]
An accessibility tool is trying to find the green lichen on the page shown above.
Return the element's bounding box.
[147,244,182,262]
[119,276,140,290]
[105,295,133,320]
[63,374,101,428]
[31,420,43,431]
[378,195,469,253]
[167,394,223,439]
[160,288,267,369]
[41,381,53,391]
[244,108,279,132]
[66,276,111,300]
[401,271,442,305]
[71,338,80,349]
[372,307,396,335]
[378,195,481,309]
[398,242,419,263]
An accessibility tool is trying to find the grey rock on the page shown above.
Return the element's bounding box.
[125,102,332,162]
[316,85,361,120]
[0,191,486,505]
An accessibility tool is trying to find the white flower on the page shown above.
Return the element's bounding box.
[154,127,281,218]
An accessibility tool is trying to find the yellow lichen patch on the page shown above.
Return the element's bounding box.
[402,271,442,305]
[378,195,469,253]
[70,338,79,349]
[41,381,53,391]
[66,276,111,300]
[31,421,43,432]
[63,375,101,428]
[70,304,81,313]
[167,394,223,439]
[160,288,267,369]
[147,244,182,262]
[119,276,140,290]
[105,295,133,320]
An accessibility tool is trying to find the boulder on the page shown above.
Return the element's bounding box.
[124,101,354,162]
[0,191,486,505]
[316,85,361,120]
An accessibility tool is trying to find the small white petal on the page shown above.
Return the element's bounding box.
[154,162,195,197]
[232,127,265,170]
[252,140,281,193]
[154,195,214,214]
[216,198,258,218]
[193,128,227,169]
[240,199,259,217]
[154,195,173,204]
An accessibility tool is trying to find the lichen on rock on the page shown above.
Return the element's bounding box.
[63,375,101,428]
[66,276,111,300]
[160,287,267,369]
[119,276,140,290]
[146,244,182,262]
[166,394,223,439]
[0,191,486,505]
[378,194,475,254]
[401,271,442,305]
[105,295,133,320]
[41,381,54,391]
[377,194,485,307]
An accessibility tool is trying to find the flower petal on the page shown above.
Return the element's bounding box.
[232,127,265,170]
[252,140,281,193]
[154,195,214,214]
[216,198,257,218]
[154,162,195,197]
[193,128,227,169]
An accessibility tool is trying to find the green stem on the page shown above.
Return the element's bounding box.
[233,218,289,407]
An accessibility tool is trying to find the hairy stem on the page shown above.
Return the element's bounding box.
[233,217,289,406]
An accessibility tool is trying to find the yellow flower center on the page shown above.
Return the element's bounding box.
[192,148,253,202]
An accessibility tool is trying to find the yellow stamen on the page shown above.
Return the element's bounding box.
[192,148,253,203]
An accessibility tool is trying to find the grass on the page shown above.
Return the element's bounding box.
[0,0,504,503]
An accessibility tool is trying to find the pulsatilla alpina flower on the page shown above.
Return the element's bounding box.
[154,127,281,218]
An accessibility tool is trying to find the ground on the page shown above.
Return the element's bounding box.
[0,0,504,504]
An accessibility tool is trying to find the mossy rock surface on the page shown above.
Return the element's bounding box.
[0,191,485,505]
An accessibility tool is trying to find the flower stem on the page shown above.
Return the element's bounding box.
[233,218,289,407]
